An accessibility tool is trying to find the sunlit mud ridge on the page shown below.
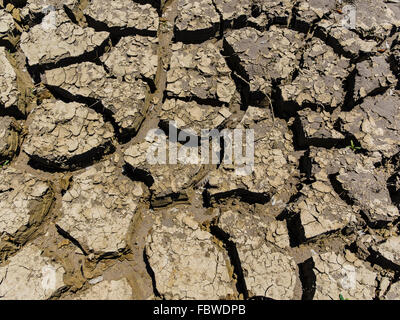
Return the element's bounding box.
[0,0,400,300]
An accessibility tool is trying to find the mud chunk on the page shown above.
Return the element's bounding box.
[175,0,219,33]
[124,135,202,199]
[84,0,158,31]
[354,56,396,101]
[167,42,236,103]
[289,183,356,240]
[0,244,65,300]
[0,167,52,241]
[281,38,350,108]
[207,107,300,204]
[0,117,20,160]
[0,48,19,110]
[225,26,305,96]
[384,282,400,300]
[294,0,336,26]
[340,91,400,158]
[145,207,236,299]
[375,236,400,267]
[20,10,109,66]
[312,251,377,300]
[58,155,144,253]
[0,9,14,39]
[297,108,344,146]
[100,35,158,82]
[44,62,149,134]
[217,210,297,299]
[160,99,232,133]
[19,0,78,21]
[72,278,132,300]
[310,147,398,223]
[23,100,114,170]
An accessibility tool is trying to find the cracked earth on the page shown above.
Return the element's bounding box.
[0,0,400,300]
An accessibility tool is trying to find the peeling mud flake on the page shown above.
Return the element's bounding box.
[20,10,109,66]
[312,251,377,300]
[297,108,344,145]
[145,208,236,299]
[175,0,219,34]
[0,244,65,300]
[166,41,236,103]
[0,48,19,110]
[58,155,144,254]
[44,62,149,134]
[281,37,351,108]
[353,56,396,102]
[100,35,158,81]
[207,107,300,203]
[0,116,20,161]
[84,0,159,31]
[0,167,52,241]
[19,0,78,22]
[124,137,202,199]
[340,90,400,158]
[160,99,232,133]
[217,210,297,299]
[289,183,356,240]
[225,26,305,97]
[0,9,14,39]
[23,100,114,170]
[375,236,400,268]
[71,279,132,300]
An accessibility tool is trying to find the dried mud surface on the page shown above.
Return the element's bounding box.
[0,0,400,300]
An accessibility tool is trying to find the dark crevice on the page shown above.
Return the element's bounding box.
[209,224,248,300]
[328,173,355,206]
[123,164,155,189]
[207,189,270,206]
[298,258,316,300]
[283,210,307,247]
[387,172,400,209]
[56,225,87,256]
[84,14,158,37]
[151,192,189,209]
[27,141,115,173]
[143,248,162,298]
[164,95,226,107]
[299,149,313,183]
[45,85,138,144]
[0,104,26,120]
[173,25,220,44]
[26,37,111,83]
[366,248,400,273]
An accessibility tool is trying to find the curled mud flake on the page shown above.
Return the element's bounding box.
[145,208,236,299]
[84,0,159,31]
[20,10,109,66]
[310,147,399,224]
[383,282,400,300]
[288,183,357,241]
[207,107,300,202]
[58,155,144,253]
[160,99,232,134]
[44,62,149,134]
[23,100,114,170]
[0,116,20,161]
[175,0,219,33]
[124,137,202,199]
[0,244,65,300]
[67,278,133,300]
[0,167,52,241]
[312,251,377,300]
[217,210,297,300]
[340,90,400,158]
[353,56,396,102]
[375,236,400,268]
[0,9,15,39]
[19,0,78,23]
[225,26,305,97]
[100,35,158,81]
[294,0,337,27]
[281,38,351,109]
[166,42,236,103]
[0,48,19,110]
[296,108,344,147]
